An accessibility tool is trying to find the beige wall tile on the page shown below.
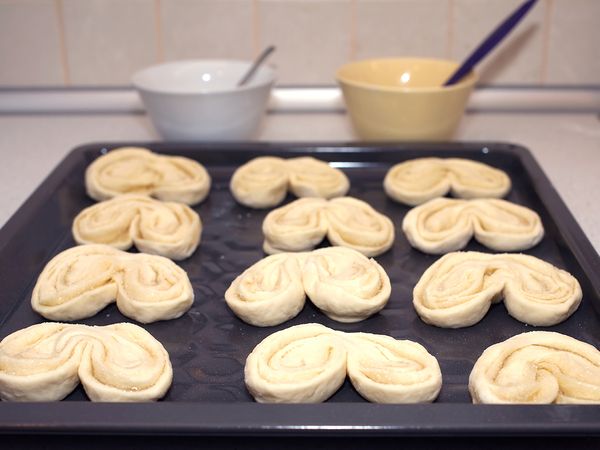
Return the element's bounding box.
[452,0,546,85]
[258,0,352,85]
[355,0,449,60]
[2,0,596,88]
[161,0,255,61]
[546,0,600,85]
[0,0,64,86]
[62,0,157,85]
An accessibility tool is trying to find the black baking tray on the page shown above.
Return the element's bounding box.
[0,141,599,437]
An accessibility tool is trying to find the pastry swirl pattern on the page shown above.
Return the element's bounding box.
[469,331,600,404]
[0,322,172,402]
[31,245,194,323]
[245,323,442,403]
[402,198,544,254]
[225,247,391,326]
[413,252,582,328]
[263,197,394,257]
[230,156,350,208]
[73,194,201,260]
[85,147,211,205]
[384,157,511,206]
[225,253,306,327]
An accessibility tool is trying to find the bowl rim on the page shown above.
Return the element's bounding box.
[335,57,478,93]
[131,59,277,95]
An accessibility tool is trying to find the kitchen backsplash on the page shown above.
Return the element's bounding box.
[0,0,598,87]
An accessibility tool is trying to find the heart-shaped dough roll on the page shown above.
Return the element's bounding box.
[245,323,441,403]
[413,252,582,328]
[469,331,600,404]
[225,247,391,326]
[230,156,350,208]
[262,198,329,254]
[85,147,211,205]
[263,197,394,257]
[0,322,172,402]
[286,156,350,199]
[245,323,348,403]
[230,157,289,208]
[31,244,194,323]
[302,247,391,323]
[73,194,201,260]
[345,332,442,403]
[402,198,543,254]
[384,158,511,206]
[225,253,306,327]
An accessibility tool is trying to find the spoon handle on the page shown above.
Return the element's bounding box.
[444,0,537,86]
[238,46,276,87]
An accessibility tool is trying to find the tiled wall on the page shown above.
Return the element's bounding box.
[0,0,598,87]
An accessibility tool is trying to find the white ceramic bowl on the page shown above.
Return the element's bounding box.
[132,60,275,140]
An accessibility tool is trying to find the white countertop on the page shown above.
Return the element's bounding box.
[1,111,599,254]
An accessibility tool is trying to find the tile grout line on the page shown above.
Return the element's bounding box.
[539,0,553,85]
[54,0,70,86]
[349,0,357,61]
[446,0,455,60]
[253,0,260,57]
[154,0,164,63]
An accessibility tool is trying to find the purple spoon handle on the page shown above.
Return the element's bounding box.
[444,0,538,86]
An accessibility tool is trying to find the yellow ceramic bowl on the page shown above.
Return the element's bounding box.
[336,58,477,141]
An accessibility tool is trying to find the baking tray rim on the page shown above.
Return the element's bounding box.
[2,402,600,436]
[0,141,599,436]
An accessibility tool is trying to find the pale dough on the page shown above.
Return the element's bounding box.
[469,331,600,404]
[402,198,544,254]
[230,156,289,208]
[286,156,350,199]
[225,247,391,326]
[0,322,172,402]
[85,147,211,205]
[73,194,201,260]
[345,332,442,403]
[302,247,391,323]
[384,157,511,206]
[230,156,350,208]
[244,323,442,403]
[31,244,194,323]
[263,196,394,257]
[262,198,329,254]
[224,253,306,327]
[413,251,582,328]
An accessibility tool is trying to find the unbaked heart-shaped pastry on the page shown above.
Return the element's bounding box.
[262,198,329,254]
[302,247,391,323]
[0,322,172,402]
[402,198,543,254]
[225,247,391,325]
[263,197,394,257]
[31,244,194,323]
[345,331,442,404]
[230,156,350,208]
[286,156,350,199]
[469,331,600,404]
[73,194,201,260]
[384,157,511,205]
[244,323,442,403]
[225,253,306,327]
[85,147,211,205]
[413,251,582,328]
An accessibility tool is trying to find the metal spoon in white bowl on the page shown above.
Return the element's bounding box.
[237,46,276,87]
